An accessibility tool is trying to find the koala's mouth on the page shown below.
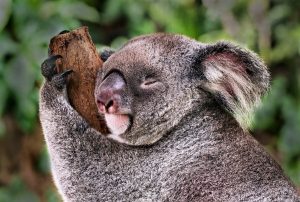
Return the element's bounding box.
[105,113,132,136]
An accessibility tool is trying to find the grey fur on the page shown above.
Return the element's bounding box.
[39,33,300,201]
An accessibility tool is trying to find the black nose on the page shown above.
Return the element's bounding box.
[96,72,126,114]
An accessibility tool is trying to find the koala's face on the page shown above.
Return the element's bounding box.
[94,33,269,145]
[95,34,204,145]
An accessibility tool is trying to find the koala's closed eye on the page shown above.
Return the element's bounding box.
[140,74,163,89]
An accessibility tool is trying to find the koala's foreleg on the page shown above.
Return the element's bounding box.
[39,55,104,158]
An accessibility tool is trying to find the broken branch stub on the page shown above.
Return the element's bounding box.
[48,27,109,134]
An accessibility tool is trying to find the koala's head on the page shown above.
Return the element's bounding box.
[95,34,269,146]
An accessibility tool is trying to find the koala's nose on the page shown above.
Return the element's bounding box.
[96,72,126,114]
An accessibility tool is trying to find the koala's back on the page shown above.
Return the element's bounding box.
[158,128,298,201]
[54,122,299,202]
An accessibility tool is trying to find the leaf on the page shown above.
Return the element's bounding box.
[40,1,100,23]
[16,97,38,132]
[268,4,291,26]
[4,54,36,98]
[130,20,156,35]
[101,0,125,22]
[0,0,11,32]
[3,54,38,132]
[0,32,18,58]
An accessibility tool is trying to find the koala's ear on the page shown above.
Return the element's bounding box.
[100,49,115,62]
[196,42,270,129]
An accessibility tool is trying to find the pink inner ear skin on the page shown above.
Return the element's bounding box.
[206,52,248,76]
[223,82,235,97]
[206,52,250,98]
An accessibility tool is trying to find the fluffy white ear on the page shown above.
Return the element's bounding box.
[199,42,270,129]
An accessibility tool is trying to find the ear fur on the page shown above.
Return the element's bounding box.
[198,41,270,129]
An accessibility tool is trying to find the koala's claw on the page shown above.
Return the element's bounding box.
[41,55,62,81]
[52,69,73,90]
[100,50,115,62]
[41,55,72,90]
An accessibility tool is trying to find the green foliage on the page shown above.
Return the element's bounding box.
[37,146,51,174]
[0,177,39,202]
[253,77,287,131]
[1,0,300,200]
[45,189,62,202]
[0,0,11,32]
[0,0,100,133]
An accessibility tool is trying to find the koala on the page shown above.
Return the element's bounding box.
[39,33,300,202]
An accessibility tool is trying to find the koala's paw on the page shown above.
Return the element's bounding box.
[41,55,73,91]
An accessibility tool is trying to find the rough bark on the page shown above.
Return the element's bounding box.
[48,27,109,134]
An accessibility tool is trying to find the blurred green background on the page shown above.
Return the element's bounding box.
[0,0,300,201]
